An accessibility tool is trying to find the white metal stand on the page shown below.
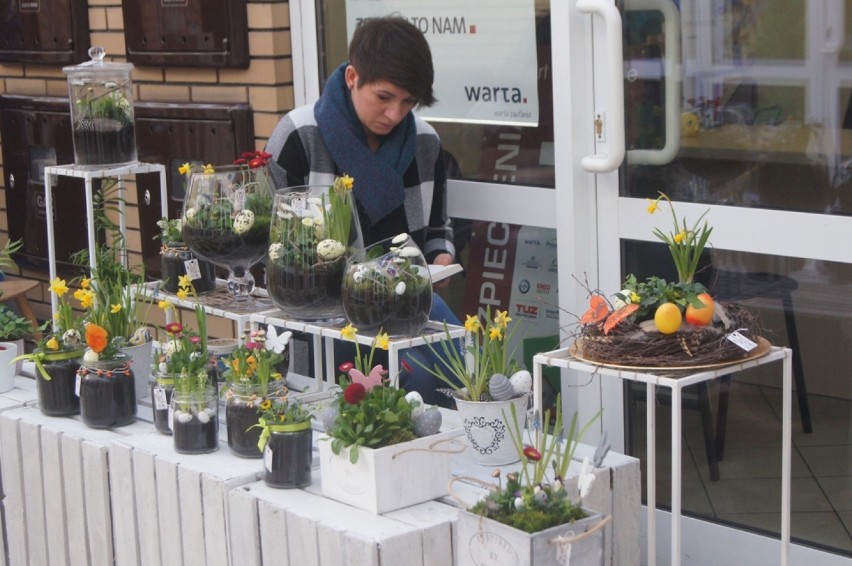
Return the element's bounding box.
[43,162,168,320]
[533,345,793,566]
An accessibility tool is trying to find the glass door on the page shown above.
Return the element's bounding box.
[578,0,852,562]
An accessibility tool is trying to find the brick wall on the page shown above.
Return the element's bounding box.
[0,1,295,333]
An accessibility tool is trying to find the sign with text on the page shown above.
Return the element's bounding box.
[345,0,539,127]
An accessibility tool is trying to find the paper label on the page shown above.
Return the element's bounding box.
[75,374,81,397]
[727,330,758,352]
[264,445,273,471]
[184,259,202,281]
[154,387,168,411]
[291,196,308,216]
[167,405,174,432]
[556,541,573,565]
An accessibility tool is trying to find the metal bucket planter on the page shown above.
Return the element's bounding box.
[454,393,530,465]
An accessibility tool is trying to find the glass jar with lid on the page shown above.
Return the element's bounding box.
[63,47,138,168]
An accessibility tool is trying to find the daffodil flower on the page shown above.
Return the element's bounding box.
[489,326,503,341]
[674,230,687,244]
[46,336,59,351]
[341,174,354,190]
[80,277,90,289]
[110,303,122,314]
[374,332,390,351]
[341,324,357,341]
[203,163,215,175]
[647,198,661,214]
[179,162,190,175]
[494,309,512,329]
[178,274,193,289]
[464,314,481,333]
[158,299,173,311]
[176,288,189,300]
[49,277,68,297]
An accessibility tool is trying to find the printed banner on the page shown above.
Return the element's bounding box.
[345,0,539,126]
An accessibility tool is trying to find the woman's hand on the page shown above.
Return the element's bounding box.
[431,253,454,289]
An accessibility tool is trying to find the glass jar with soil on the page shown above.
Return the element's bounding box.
[78,353,137,428]
[171,386,218,454]
[160,244,216,295]
[262,421,313,489]
[34,349,85,416]
[225,379,286,458]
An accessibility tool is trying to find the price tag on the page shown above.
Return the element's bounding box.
[234,187,246,210]
[291,196,307,216]
[726,330,758,352]
[556,540,572,565]
[263,445,273,472]
[154,387,168,411]
[183,258,202,281]
[75,374,82,397]
[167,405,174,432]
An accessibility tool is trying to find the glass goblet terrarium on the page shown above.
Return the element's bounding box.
[180,161,273,301]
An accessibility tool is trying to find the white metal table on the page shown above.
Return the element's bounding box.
[532,344,792,566]
[43,162,168,319]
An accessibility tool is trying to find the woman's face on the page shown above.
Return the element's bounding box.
[345,65,417,140]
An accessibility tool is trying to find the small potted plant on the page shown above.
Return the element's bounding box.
[77,321,137,429]
[341,232,433,336]
[221,326,289,458]
[318,325,462,513]
[154,215,216,295]
[170,367,218,454]
[255,393,314,488]
[151,278,216,436]
[453,395,607,565]
[0,305,33,376]
[15,277,88,415]
[412,308,534,465]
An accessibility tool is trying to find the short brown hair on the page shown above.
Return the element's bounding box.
[349,16,437,108]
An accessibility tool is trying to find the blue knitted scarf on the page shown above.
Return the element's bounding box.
[314,63,416,224]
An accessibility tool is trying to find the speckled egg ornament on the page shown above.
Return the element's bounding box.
[509,370,533,396]
[412,406,442,437]
[232,209,255,235]
[488,373,515,401]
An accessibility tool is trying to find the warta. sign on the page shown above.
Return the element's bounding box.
[345,0,540,127]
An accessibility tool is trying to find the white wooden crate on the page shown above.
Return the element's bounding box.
[109,428,264,566]
[0,405,151,566]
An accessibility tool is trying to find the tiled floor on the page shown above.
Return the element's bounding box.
[628,379,852,556]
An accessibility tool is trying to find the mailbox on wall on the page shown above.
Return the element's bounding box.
[0,0,90,64]
[0,95,98,271]
[134,102,254,278]
[122,0,249,68]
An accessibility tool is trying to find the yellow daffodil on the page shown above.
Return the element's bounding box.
[49,277,68,297]
[341,174,354,190]
[111,303,122,314]
[246,355,258,371]
[178,274,193,289]
[464,314,481,333]
[78,290,95,309]
[341,324,357,341]
[73,288,87,301]
[80,277,90,289]
[259,399,271,411]
[489,326,503,341]
[647,198,660,214]
[374,332,390,351]
[179,162,190,175]
[494,310,512,329]
[158,299,173,311]
[203,163,215,175]
[46,336,59,351]
[674,230,686,244]
[176,288,189,300]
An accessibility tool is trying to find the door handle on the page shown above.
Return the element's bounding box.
[625,0,681,165]
[577,0,625,173]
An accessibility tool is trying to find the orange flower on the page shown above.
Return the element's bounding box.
[85,323,109,353]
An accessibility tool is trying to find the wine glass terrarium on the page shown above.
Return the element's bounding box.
[180,154,274,301]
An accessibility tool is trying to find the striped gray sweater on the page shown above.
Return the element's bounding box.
[265,104,455,261]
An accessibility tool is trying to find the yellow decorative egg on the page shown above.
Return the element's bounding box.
[680,112,700,137]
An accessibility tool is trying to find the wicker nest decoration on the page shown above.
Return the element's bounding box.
[575,302,763,368]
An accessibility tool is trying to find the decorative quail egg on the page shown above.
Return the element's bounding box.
[509,370,533,395]
[405,391,425,417]
[184,207,197,222]
[268,242,284,261]
[83,350,100,362]
[62,328,82,348]
[488,373,514,401]
[232,210,255,235]
[316,239,345,260]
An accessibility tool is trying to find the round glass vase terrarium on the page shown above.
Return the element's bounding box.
[78,353,137,429]
[34,349,86,416]
[63,47,137,168]
[342,234,433,336]
[159,243,216,295]
[225,379,287,458]
[171,386,219,454]
[266,185,364,321]
[181,164,273,301]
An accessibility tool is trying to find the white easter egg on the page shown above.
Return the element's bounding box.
[510,370,533,395]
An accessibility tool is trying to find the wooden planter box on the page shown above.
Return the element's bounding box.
[318,429,462,514]
[455,507,608,566]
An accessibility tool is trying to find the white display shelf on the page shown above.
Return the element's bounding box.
[533,344,793,566]
[44,162,168,321]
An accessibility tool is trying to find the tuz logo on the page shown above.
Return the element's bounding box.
[515,304,538,318]
[518,279,530,294]
[463,86,526,104]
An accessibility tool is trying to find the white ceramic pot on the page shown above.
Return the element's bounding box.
[454,392,530,465]
[0,341,19,393]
